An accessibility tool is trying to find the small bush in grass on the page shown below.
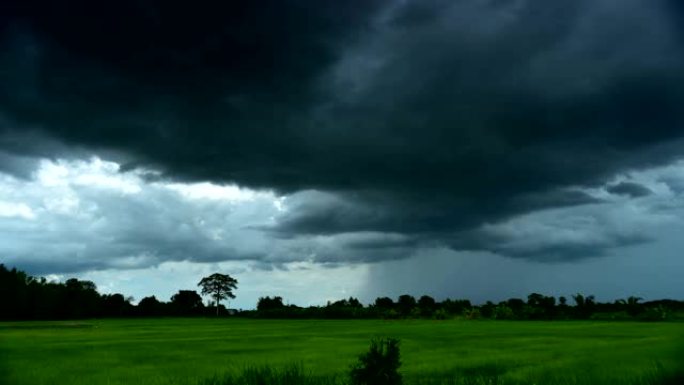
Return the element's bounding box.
[638,305,672,322]
[464,308,481,320]
[433,308,449,320]
[350,338,402,385]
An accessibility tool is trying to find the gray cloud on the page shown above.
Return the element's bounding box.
[0,151,39,179]
[607,182,653,198]
[268,189,600,238]
[0,158,428,274]
[1,156,684,275]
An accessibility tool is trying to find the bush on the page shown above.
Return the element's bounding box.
[493,305,515,320]
[432,308,450,320]
[382,309,401,320]
[350,338,402,385]
[464,308,481,320]
[638,305,672,322]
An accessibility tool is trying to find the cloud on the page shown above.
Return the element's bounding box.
[0,201,35,219]
[1,1,683,265]
[268,188,601,238]
[0,151,41,179]
[3,156,684,275]
[0,157,424,274]
[273,160,684,262]
[0,157,283,273]
[456,205,654,262]
[607,182,653,198]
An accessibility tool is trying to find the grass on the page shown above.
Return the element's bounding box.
[0,318,682,385]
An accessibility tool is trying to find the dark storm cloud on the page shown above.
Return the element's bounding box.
[0,151,39,179]
[607,182,653,198]
[269,189,599,237]
[660,177,684,194]
[1,0,684,262]
[0,0,388,186]
[449,227,653,263]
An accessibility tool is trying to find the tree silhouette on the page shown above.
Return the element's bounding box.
[138,295,164,316]
[170,290,204,316]
[572,293,596,319]
[418,295,436,309]
[257,296,285,311]
[625,296,643,316]
[397,295,416,316]
[198,273,238,316]
[418,295,436,316]
[64,278,99,318]
[374,297,394,309]
[101,293,132,317]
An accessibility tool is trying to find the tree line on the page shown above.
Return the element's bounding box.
[1,264,682,321]
[251,293,683,321]
[0,264,232,319]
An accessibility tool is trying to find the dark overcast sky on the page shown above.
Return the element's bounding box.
[1,0,683,307]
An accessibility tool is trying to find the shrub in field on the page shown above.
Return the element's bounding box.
[382,309,401,319]
[492,305,515,320]
[638,305,672,322]
[464,308,481,320]
[433,308,450,320]
[350,338,402,385]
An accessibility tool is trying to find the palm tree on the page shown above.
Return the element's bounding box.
[626,296,643,317]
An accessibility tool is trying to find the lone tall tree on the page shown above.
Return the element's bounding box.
[198,273,238,316]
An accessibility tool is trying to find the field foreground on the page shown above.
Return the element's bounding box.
[1,319,682,385]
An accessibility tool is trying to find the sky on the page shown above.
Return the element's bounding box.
[1,0,683,309]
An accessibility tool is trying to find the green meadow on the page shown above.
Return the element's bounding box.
[1,319,682,385]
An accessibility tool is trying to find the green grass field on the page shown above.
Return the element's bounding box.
[1,319,683,385]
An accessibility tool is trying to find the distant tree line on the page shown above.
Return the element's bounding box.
[250,293,683,321]
[1,264,682,321]
[0,264,226,319]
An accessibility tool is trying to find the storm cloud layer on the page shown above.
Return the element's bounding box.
[1,0,684,272]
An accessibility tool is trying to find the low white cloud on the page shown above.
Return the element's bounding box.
[0,201,35,219]
[0,156,283,273]
[34,157,142,193]
[164,182,269,202]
